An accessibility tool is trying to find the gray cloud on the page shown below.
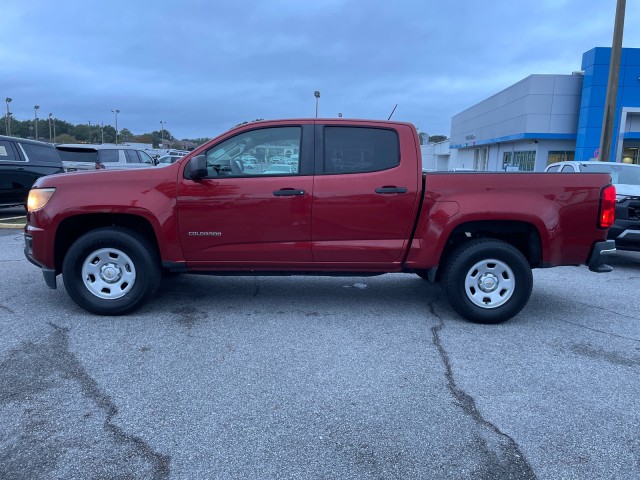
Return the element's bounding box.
[1,0,638,139]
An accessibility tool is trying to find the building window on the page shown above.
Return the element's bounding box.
[622,147,640,165]
[503,151,536,171]
[547,151,575,164]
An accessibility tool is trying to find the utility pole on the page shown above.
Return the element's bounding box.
[598,0,626,162]
[160,120,166,148]
[34,105,40,140]
[48,113,52,141]
[314,91,320,118]
[111,109,120,144]
[5,98,12,136]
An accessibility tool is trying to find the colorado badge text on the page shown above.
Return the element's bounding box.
[188,231,222,237]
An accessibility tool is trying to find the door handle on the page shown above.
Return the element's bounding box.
[273,189,306,196]
[375,187,407,194]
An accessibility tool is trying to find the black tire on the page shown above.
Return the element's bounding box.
[62,227,161,315]
[441,239,533,324]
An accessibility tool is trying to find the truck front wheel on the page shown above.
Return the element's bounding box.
[442,239,533,324]
[62,227,161,315]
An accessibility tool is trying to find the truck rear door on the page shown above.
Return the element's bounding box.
[311,123,421,266]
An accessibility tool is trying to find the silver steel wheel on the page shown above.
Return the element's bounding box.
[81,248,136,300]
[464,258,515,309]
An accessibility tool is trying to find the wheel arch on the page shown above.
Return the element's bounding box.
[53,213,160,274]
[428,220,542,281]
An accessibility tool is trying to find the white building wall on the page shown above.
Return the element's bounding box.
[421,141,450,170]
[449,74,583,171]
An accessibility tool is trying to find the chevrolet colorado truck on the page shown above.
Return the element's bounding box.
[24,119,616,323]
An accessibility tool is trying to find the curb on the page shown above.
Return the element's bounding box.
[0,216,26,229]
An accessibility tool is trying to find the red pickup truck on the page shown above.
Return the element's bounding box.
[24,119,616,323]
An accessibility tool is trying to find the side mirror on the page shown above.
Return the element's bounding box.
[188,155,208,180]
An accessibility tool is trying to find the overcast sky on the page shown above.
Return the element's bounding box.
[2,0,639,140]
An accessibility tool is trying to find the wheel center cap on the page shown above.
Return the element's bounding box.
[478,273,499,292]
[100,263,122,283]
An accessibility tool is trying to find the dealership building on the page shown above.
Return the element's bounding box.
[433,47,640,172]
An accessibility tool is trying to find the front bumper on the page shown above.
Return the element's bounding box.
[24,233,57,289]
[587,239,616,273]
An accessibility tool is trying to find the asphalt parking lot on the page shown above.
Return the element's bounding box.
[0,227,639,479]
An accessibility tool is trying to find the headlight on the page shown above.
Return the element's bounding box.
[616,194,628,203]
[27,188,56,212]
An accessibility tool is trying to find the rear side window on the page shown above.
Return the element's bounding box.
[324,127,399,174]
[99,150,120,163]
[560,165,575,172]
[0,140,20,161]
[21,143,62,164]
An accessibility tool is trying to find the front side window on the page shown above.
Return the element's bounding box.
[323,127,399,174]
[138,151,154,165]
[202,126,301,178]
[0,140,19,162]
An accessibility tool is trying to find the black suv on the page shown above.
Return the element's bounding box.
[0,135,64,207]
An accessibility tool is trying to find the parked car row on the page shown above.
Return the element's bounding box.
[0,135,162,207]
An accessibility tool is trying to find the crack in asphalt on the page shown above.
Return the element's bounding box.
[0,304,16,315]
[558,319,640,344]
[0,322,170,479]
[428,300,538,480]
[557,296,640,323]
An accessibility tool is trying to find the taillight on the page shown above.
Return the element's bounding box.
[598,184,616,228]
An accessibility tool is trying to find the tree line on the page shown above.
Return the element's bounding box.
[1,114,210,148]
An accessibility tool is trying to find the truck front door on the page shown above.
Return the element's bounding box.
[177,124,315,267]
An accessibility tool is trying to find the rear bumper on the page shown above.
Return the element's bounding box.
[587,240,616,273]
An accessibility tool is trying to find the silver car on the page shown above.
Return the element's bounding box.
[56,144,156,171]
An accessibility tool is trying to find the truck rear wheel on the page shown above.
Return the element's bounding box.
[442,239,532,324]
[62,227,161,315]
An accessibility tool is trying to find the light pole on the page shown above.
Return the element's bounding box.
[111,109,120,144]
[88,121,92,143]
[5,98,12,136]
[34,105,40,140]
[160,120,166,148]
[100,122,104,144]
[314,91,320,118]
[48,113,53,141]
